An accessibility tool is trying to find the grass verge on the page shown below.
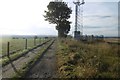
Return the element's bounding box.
[56,39,120,78]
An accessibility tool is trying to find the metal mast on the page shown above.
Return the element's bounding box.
[73,0,85,40]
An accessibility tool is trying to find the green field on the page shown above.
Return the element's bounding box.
[1,37,45,55]
[0,37,49,66]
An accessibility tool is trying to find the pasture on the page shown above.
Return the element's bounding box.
[1,37,45,55]
[104,37,120,43]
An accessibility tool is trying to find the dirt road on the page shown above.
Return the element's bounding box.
[25,41,58,78]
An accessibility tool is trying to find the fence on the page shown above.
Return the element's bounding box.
[1,37,48,58]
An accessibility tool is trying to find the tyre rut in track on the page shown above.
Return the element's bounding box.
[25,40,57,78]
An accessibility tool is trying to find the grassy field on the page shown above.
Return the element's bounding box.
[1,37,45,55]
[56,38,120,78]
[104,38,120,43]
[0,37,49,66]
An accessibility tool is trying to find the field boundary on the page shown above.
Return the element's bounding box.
[0,49,21,58]
[2,39,51,67]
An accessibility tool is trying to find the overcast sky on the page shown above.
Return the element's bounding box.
[0,0,119,37]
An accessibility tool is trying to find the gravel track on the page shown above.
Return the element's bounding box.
[25,40,58,78]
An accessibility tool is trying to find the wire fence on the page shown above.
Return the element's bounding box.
[1,37,48,57]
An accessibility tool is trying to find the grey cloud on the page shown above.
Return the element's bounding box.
[83,15,112,19]
[83,25,117,29]
[84,26,103,28]
[100,16,111,18]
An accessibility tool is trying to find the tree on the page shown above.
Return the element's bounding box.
[44,2,72,38]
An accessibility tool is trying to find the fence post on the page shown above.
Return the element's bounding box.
[34,38,36,46]
[25,39,27,49]
[7,42,10,57]
[36,39,37,45]
[39,38,41,44]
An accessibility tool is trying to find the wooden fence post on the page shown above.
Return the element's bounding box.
[39,38,41,44]
[7,42,10,57]
[34,38,36,46]
[25,39,27,49]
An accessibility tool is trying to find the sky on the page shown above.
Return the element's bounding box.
[0,0,119,37]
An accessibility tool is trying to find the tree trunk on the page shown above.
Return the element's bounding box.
[58,29,66,38]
